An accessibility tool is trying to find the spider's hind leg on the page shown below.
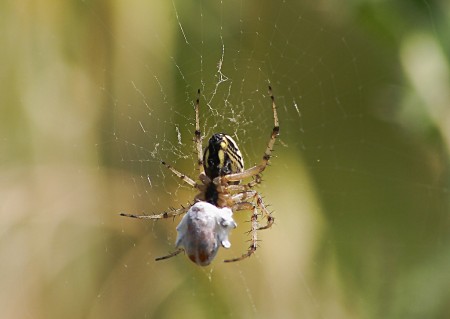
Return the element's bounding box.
[255,193,275,230]
[120,204,190,220]
[155,248,184,261]
[223,190,274,263]
[229,190,275,230]
[224,203,259,263]
[161,161,200,189]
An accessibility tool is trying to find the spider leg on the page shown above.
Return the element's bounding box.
[232,201,254,212]
[161,161,200,189]
[231,191,274,231]
[224,191,274,262]
[224,204,258,263]
[223,86,279,183]
[264,85,280,166]
[120,204,190,220]
[226,177,261,193]
[194,89,205,175]
[155,248,184,261]
[254,193,275,230]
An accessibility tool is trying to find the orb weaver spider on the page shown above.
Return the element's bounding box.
[121,86,279,265]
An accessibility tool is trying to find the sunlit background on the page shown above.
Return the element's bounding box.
[1,1,450,318]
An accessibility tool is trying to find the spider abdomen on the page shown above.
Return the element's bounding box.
[203,133,244,181]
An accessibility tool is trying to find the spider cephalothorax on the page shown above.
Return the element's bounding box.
[121,86,279,265]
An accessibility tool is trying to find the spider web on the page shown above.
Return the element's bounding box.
[93,1,450,318]
[110,1,364,209]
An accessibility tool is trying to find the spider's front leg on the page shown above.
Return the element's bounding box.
[222,87,279,184]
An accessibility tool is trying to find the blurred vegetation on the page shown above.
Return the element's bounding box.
[1,1,449,318]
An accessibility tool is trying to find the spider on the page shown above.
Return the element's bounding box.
[120,86,279,265]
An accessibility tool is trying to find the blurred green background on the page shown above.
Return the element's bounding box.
[1,1,450,318]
